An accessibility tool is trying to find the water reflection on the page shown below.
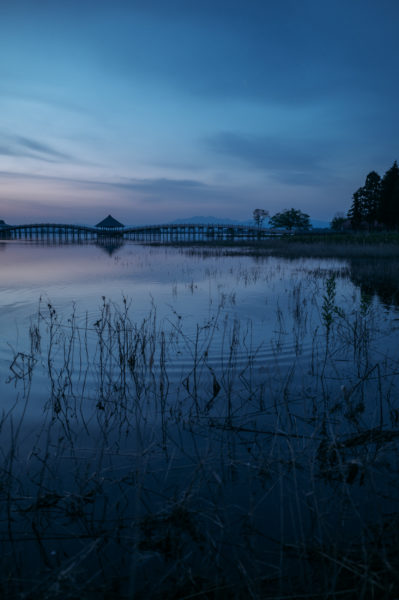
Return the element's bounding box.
[1,240,399,598]
[348,256,399,307]
[95,237,125,256]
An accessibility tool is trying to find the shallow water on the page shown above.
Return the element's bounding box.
[0,239,376,366]
[1,239,399,598]
[1,239,397,407]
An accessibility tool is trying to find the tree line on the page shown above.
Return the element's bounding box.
[253,207,311,231]
[253,160,399,233]
[336,161,399,230]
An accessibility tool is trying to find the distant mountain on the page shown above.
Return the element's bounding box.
[169,216,242,225]
[310,219,329,229]
[169,215,330,229]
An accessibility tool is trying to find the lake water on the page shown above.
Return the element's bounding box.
[1,238,398,598]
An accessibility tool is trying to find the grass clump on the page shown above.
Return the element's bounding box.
[1,286,399,599]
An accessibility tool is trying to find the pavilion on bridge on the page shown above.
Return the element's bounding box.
[95,215,125,234]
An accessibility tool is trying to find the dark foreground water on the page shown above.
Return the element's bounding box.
[1,239,399,599]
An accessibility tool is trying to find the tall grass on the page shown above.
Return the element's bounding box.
[154,230,399,259]
[1,279,399,599]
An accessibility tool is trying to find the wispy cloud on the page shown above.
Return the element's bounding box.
[0,170,243,224]
[16,136,72,160]
[0,134,73,163]
[0,170,214,198]
[114,177,208,193]
[206,131,338,186]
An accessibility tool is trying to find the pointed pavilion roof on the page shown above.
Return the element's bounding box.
[95,214,124,229]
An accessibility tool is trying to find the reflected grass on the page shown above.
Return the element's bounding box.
[143,231,399,266]
[172,242,399,310]
[1,279,399,599]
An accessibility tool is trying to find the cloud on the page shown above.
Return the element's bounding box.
[0,167,348,223]
[0,170,248,224]
[16,136,72,160]
[0,170,215,200]
[206,132,318,169]
[206,131,338,186]
[0,134,73,163]
[97,176,233,206]
[89,0,399,109]
[113,177,208,193]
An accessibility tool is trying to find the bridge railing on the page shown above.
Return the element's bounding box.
[0,222,289,239]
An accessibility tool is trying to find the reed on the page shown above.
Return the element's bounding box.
[153,230,399,259]
[1,280,399,599]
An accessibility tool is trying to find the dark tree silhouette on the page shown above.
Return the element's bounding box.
[252,208,269,228]
[269,208,311,231]
[362,171,381,227]
[379,161,399,229]
[348,188,364,230]
[330,212,346,231]
[347,162,399,230]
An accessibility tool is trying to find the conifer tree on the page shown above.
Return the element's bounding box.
[379,161,399,229]
[347,161,399,230]
[361,171,381,227]
[347,189,364,229]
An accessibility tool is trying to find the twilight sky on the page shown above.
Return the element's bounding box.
[1,0,398,225]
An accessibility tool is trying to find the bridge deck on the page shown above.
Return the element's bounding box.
[0,222,285,240]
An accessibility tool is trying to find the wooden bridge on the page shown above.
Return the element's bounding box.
[0,222,284,242]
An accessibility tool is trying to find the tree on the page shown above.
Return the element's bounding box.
[361,171,381,227]
[269,208,311,231]
[379,161,399,229]
[347,161,399,231]
[347,188,364,230]
[347,171,382,230]
[253,208,269,229]
[330,212,346,231]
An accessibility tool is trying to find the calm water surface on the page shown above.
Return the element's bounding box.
[1,239,397,393]
[0,238,384,361]
[1,238,398,433]
[1,239,398,597]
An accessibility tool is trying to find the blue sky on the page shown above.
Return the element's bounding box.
[1,0,398,225]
